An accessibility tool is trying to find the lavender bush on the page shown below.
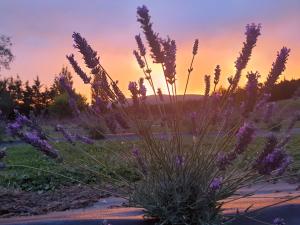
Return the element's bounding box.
[2,5,300,225]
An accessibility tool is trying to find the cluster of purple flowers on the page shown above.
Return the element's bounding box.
[135,34,146,57]
[175,155,185,167]
[66,54,91,84]
[137,5,164,64]
[192,39,199,55]
[213,65,221,90]
[243,72,259,116]
[55,124,94,145]
[204,75,211,97]
[254,134,291,175]
[264,47,290,93]
[133,50,145,69]
[161,38,177,84]
[210,177,223,191]
[128,79,147,105]
[217,123,255,170]
[232,23,261,90]
[72,32,100,74]
[273,217,286,225]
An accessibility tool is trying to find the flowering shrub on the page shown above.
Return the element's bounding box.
[2,5,300,225]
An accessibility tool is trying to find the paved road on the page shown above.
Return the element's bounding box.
[1,182,300,225]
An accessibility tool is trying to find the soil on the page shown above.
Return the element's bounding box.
[0,185,110,218]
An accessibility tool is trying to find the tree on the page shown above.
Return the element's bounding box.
[31,76,43,115]
[0,35,14,71]
[51,66,73,96]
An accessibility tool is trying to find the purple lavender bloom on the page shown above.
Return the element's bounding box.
[204,75,211,97]
[175,155,185,167]
[128,81,139,106]
[139,78,147,100]
[23,132,60,159]
[7,121,22,136]
[75,134,94,145]
[72,32,100,75]
[210,177,223,191]
[192,39,199,55]
[133,50,145,69]
[111,81,126,105]
[213,65,221,88]
[273,217,286,225]
[132,147,140,157]
[264,47,290,93]
[135,34,146,56]
[55,124,74,144]
[66,54,91,84]
[243,72,259,116]
[137,5,164,63]
[256,147,291,175]
[235,122,255,154]
[232,23,261,90]
[161,38,176,84]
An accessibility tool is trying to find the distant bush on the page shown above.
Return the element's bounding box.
[49,93,87,118]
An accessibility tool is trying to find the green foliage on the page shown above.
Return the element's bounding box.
[49,92,87,118]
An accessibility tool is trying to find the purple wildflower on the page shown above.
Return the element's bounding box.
[66,54,91,84]
[75,134,94,145]
[72,32,100,75]
[175,155,185,167]
[192,39,199,55]
[55,124,74,144]
[128,81,139,106]
[232,23,261,90]
[256,147,291,175]
[235,122,255,154]
[243,72,259,116]
[273,218,286,225]
[264,47,290,93]
[111,81,126,104]
[135,34,146,56]
[23,132,60,159]
[213,65,221,91]
[7,121,22,136]
[133,50,145,69]
[137,5,164,63]
[161,38,176,84]
[139,78,147,100]
[204,75,211,97]
[210,177,223,191]
[93,97,108,114]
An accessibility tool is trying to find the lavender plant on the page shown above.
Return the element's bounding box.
[2,5,299,225]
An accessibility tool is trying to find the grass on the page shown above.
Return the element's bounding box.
[0,139,139,191]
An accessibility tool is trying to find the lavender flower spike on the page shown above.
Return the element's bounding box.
[264,47,290,93]
[135,34,146,56]
[133,50,145,69]
[137,5,164,63]
[66,54,91,84]
[232,23,261,90]
[204,75,211,97]
[161,38,177,84]
[192,39,199,55]
[72,32,100,74]
[210,177,223,191]
[235,122,255,154]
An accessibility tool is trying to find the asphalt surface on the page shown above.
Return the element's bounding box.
[1,182,300,225]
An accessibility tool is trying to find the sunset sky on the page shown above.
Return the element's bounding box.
[0,0,300,99]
